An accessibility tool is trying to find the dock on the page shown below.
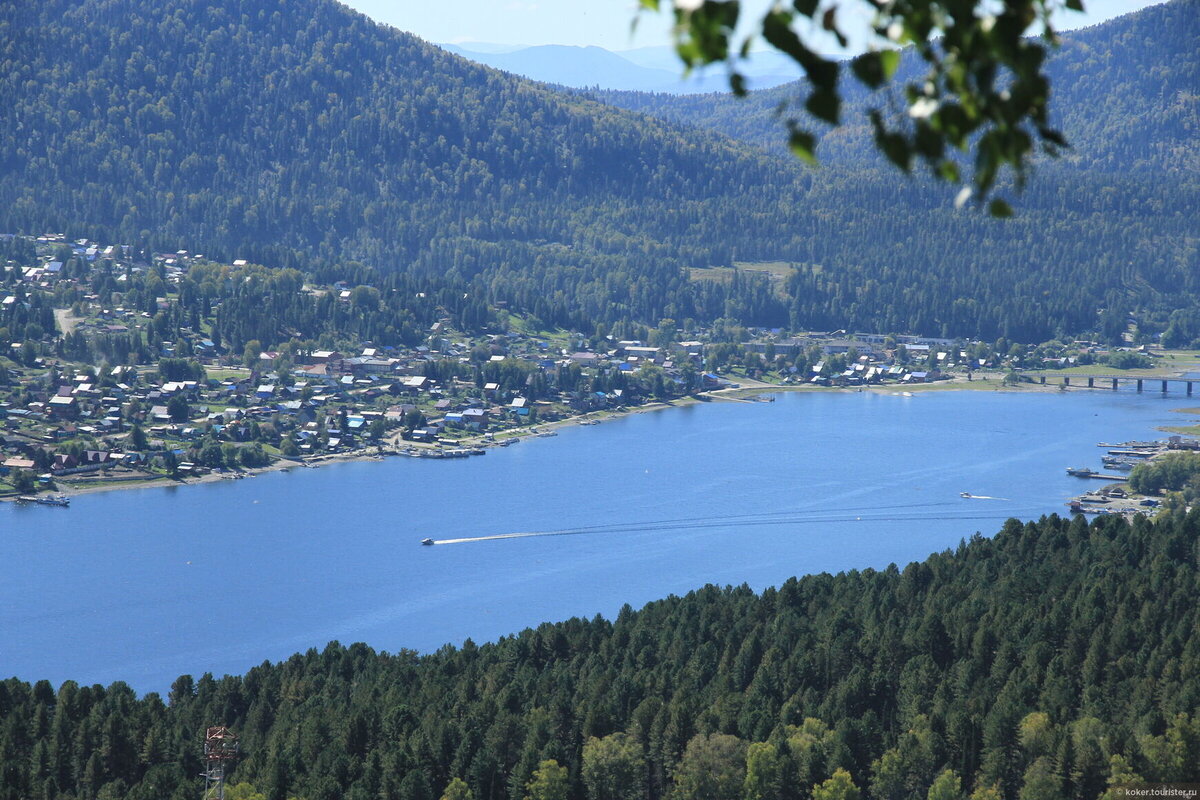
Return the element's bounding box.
[1066,468,1128,481]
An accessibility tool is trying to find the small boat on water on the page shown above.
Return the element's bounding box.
[1066,467,1097,478]
[420,538,435,546]
[960,492,973,498]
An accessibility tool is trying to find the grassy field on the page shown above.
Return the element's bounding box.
[731,261,798,278]
[205,367,252,382]
[690,261,798,288]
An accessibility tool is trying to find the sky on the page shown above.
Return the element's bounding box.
[340,0,1167,51]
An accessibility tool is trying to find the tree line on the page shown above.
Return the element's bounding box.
[1,510,1197,800]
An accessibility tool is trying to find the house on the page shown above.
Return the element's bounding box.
[297,364,336,385]
[48,395,78,418]
[570,352,601,365]
[2,456,35,474]
[392,375,430,394]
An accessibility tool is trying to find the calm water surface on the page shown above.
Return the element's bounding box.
[0,389,1182,692]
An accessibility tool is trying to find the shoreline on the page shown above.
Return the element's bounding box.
[5,373,1194,504]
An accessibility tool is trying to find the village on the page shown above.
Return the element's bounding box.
[0,233,1193,502]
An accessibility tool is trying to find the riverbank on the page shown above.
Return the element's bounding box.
[6,370,1194,504]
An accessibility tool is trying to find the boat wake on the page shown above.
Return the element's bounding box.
[425,502,1018,545]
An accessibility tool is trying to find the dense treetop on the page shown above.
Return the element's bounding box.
[1,510,1198,800]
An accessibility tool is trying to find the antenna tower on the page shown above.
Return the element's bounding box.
[202,726,239,800]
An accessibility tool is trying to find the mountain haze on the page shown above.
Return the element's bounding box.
[440,43,800,94]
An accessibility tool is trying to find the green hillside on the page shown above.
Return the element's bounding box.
[2,0,1198,343]
[1,511,1197,799]
[588,1,1200,340]
[590,0,1200,174]
[1,0,813,328]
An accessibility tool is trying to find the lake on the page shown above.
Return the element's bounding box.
[0,388,1182,693]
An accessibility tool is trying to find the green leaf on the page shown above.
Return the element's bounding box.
[1037,126,1068,148]
[851,53,886,88]
[878,49,900,80]
[988,199,1014,218]
[788,130,817,164]
[821,8,847,48]
[869,110,912,172]
[805,88,840,125]
[913,122,944,160]
[851,50,900,90]
[762,10,837,89]
[792,0,819,18]
[1065,0,1084,10]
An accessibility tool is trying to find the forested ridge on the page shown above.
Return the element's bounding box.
[587,0,1200,340]
[2,511,1198,800]
[590,1,1200,174]
[2,0,1198,342]
[1,0,813,331]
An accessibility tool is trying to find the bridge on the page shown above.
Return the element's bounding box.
[1025,373,1195,394]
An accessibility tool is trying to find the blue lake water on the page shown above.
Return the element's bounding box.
[0,389,1184,693]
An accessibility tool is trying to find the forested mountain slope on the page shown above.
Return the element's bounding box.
[591,0,1200,173]
[587,1,1200,340]
[2,0,1198,342]
[1,0,816,325]
[2,511,1198,800]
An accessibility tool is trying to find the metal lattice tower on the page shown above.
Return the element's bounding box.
[202,726,239,800]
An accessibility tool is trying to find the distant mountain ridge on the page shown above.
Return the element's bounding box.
[589,0,1200,174]
[441,43,801,94]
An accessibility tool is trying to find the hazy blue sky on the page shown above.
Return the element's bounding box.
[341,0,1166,50]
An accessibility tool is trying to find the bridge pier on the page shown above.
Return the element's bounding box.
[1087,377,1094,388]
[1039,376,1046,385]
[1111,377,1119,390]
[1137,379,1143,392]
[1162,380,1169,393]
[1063,376,1071,386]
[1189,381,1194,396]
